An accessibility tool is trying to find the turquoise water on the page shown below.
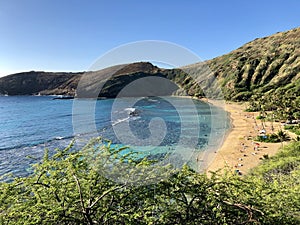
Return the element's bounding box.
[0,96,229,177]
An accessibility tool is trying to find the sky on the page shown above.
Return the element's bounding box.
[0,0,299,76]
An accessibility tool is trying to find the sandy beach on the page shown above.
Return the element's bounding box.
[204,102,286,175]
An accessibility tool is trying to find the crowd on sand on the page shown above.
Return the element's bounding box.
[204,102,286,175]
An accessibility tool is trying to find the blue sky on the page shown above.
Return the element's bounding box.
[0,0,299,76]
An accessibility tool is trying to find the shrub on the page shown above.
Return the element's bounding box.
[0,138,299,224]
[255,130,290,143]
[284,124,300,135]
[256,115,266,120]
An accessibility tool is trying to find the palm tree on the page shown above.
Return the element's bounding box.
[277,130,290,148]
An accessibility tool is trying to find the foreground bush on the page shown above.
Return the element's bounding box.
[0,138,299,224]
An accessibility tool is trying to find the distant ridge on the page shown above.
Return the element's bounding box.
[0,62,205,98]
[0,71,83,96]
[0,27,299,100]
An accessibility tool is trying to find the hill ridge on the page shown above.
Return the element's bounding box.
[0,27,299,100]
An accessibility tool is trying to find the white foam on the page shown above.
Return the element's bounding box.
[124,107,136,112]
[111,117,130,126]
[55,136,64,140]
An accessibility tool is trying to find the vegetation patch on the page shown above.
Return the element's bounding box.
[284,124,300,135]
[0,138,299,224]
[255,130,290,143]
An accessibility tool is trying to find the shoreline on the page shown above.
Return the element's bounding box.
[203,101,284,175]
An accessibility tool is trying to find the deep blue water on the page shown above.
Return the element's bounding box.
[0,96,229,177]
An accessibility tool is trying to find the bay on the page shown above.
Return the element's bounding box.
[0,96,229,177]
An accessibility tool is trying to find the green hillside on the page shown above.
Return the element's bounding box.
[206,27,300,101]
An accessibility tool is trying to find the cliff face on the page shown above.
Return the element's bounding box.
[0,27,299,100]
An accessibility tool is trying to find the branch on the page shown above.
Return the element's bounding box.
[222,200,264,222]
[89,184,126,209]
[73,174,85,210]
[33,182,50,188]
[36,171,46,183]
[99,195,115,223]
[73,174,95,225]
[33,182,61,202]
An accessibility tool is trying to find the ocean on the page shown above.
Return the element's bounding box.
[0,96,229,177]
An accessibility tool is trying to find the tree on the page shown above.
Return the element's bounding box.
[277,130,290,147]
[0,138,299,224]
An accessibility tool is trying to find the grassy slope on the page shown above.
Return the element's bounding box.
[205,27,300,100]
